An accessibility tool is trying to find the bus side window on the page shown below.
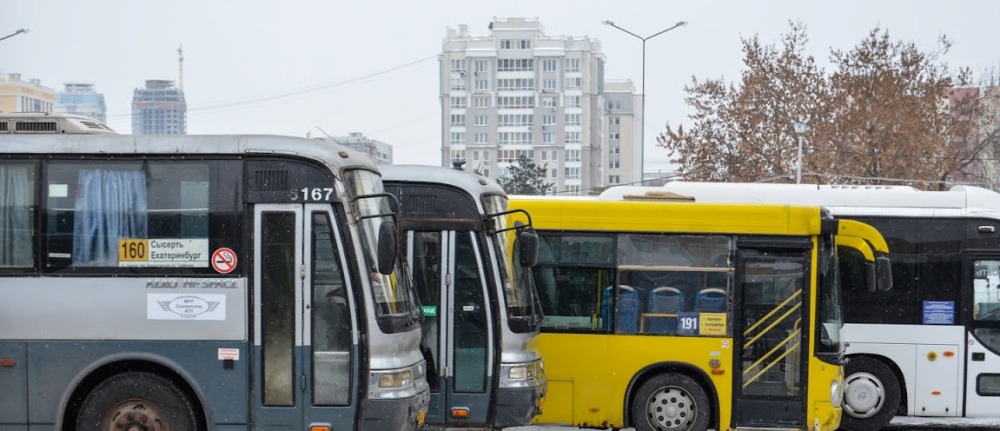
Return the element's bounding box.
[0,162,36,270]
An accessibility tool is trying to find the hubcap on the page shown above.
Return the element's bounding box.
[101,398,171,431]
[646,386,695,430]
[844,372,884,419]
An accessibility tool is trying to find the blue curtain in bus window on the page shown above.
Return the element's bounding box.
[72,170,148,266]
[0,165,33,267]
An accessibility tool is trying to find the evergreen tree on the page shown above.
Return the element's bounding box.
[496,154,552,195]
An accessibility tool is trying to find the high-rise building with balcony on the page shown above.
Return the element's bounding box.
[54,83,107,123]
[131,79,186,135]
[441,18,629,195]
[603,80,642,187]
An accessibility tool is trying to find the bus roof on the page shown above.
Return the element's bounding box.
[510,196,827,236]
[601,182,1000,219]
[381,164,506,198]
[0,133,379,175]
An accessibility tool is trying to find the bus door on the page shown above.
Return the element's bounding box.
[252,204,358,430]
[409,230,495,425]
[733,244,809,428]
[966,256,1000,415]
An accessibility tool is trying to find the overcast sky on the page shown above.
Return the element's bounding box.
[3,1,999,169]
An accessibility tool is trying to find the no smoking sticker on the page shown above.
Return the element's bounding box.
[212,248,238,274]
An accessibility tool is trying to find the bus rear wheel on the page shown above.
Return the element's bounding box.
[631,373,710,431]
[840,357,900,431]
[76,371,200,431]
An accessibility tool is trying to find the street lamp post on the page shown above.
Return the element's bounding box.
[793,122,808,184]
[0,28,29,43]
[603,20,686,183]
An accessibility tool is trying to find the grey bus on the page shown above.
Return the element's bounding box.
[0,115,429,431]
[382,164,546,429]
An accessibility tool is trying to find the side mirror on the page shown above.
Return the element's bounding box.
[876,256,893,291]
[376,221,397,275]
[865,262,877,293]
[518,229,539,268]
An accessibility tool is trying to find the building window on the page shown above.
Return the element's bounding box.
[609,132,620,140]
[565,113,581,126]
[566,149,581,162]
[565,58,581,72]
[451,96,467,109]
[551,150,558,160]
[475,115,488,126]
[497,59,534,72]
[610,160,620,169]
[450,150,466,161]
[497,114,534,127]
[565,77,582,89]
[564,95,581,108]
[610,116,621,125]
[451,77,466,91]
[496,96,535,109]
[543,79,557,91]
[497,78,535,91]
[500,40,512,50]
[450,114,466,126]
[542,97,557,108]
[519,39,532,49]
[473,96,490,108]
[609,175,620,184]
[564,167,581,179]
[475,79,489,91]
[542,59,557,72]
[565,131,581,144]
[543,133,554,144]
[450,132,465,144]
[550,168,558,178]
[474,59,489,73]
[542,115,556,125]
[498,132,532,145]
[451,59,466,73]
[475,133,488,144]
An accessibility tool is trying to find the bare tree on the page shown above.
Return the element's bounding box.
[658,23,976,189]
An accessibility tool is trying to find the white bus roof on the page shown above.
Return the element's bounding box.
[0,133,378,174]
[599,182,1000,219]
[381,164,506,198]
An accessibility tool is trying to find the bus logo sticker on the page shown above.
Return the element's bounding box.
[148,294,226,320]
[721,340,730,349]
[212,247,238,274]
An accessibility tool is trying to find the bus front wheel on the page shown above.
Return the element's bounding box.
[631,373,710,431]
[75,371,200,431]
[840,357,900,431]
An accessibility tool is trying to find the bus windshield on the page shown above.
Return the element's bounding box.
[342,168,419,332]
[483,194,542,333]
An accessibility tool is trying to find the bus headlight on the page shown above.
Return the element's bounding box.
[378,369,413,388]
[369,364,424,399]
[831,379,842,408]
[499,359,544,389]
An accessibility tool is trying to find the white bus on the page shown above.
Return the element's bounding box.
[383,164,546,429]
[603,182,1000,431]
[0,113,429,431]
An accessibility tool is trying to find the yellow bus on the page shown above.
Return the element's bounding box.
[509,196,891,431]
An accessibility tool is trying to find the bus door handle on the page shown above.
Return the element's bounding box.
[972,352,986,361]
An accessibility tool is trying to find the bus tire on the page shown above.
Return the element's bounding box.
[75,371,200,431]
[840,357,900,431]
[631,373,710,431]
